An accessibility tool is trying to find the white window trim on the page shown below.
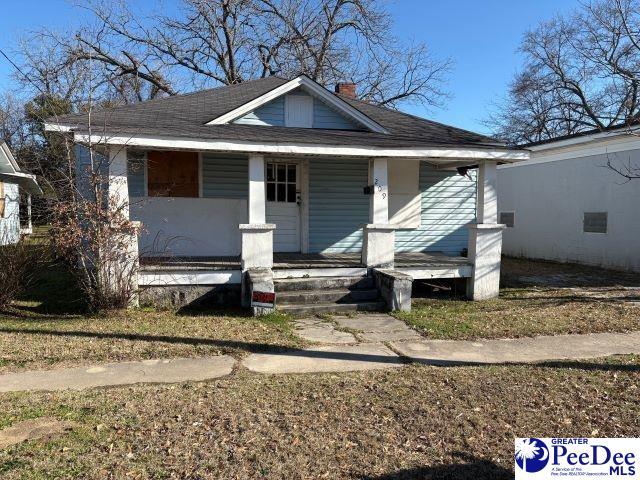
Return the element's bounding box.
[205,75,389,134]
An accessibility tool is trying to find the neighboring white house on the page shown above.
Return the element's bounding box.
[0,142,41,246]
[45,75,528,313]
[498,127,640,273]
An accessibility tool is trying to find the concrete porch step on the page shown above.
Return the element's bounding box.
[277,301,387,316]
[277,288,380,305]
[275,276,374,292]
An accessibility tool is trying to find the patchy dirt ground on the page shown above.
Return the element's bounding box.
[398,257,640,340]
[0,357,638,479]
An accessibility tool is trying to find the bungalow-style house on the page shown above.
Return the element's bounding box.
[499,125,640,273]
[0,142,41,246]
[45,75,528,314]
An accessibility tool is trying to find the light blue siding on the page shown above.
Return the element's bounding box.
[395,164,476,255]
[75,144,107,202]
[0,182,20,245]
[127,151,146,197]
[234,97,285,126]
[308,158,369,253]
[312,98,359,130]
[234,90,360,130]
[202,154,248,199]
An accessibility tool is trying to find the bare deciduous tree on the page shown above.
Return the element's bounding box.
[488,0,640,145]
[13,0,451,109]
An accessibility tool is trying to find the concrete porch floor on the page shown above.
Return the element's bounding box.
[139,251,472,271]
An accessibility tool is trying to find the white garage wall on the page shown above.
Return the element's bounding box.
[498,150,640,272]
[130,197,248,257]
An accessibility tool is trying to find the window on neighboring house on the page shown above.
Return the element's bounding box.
[147,151,199,197]
[583,212,607,234]
[499,211,515,228]
[0,181,5,218]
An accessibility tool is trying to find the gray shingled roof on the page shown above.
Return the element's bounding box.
[51,76,510,150]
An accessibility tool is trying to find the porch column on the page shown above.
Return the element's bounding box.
[466,160,505,300]
[106,146,139,306]
[362,158,396,269]
[240,154,275,313]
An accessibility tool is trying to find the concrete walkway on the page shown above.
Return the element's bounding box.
[390,331,640,365]
[0,319,639,392]
[0,356,235,393]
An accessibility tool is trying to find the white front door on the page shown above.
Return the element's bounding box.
[266,161,301,252]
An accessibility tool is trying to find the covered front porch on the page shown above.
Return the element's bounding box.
[103,144,520,313]
[140,251,473,278]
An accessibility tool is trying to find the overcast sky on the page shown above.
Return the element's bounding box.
[0,0,579,135]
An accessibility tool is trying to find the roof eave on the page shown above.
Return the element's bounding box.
[71,131,530,162]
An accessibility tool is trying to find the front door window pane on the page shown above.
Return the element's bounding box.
[287,184,296,203]
[267,162,298,203]
[266,182,276,201]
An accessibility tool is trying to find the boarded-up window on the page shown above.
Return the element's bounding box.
[147,151,199,197]
[583,212,607,233]
[499,211,515,228]
[0,181,5,218]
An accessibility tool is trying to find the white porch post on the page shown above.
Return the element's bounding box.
[362,158,395,269]
[467,160,505,300]
[240,154,276,312]
[106,146,139,306]
[108,147,130,218]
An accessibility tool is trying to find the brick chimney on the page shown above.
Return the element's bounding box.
[335,82,357,99]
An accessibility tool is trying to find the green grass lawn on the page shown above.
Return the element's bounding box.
[0,357,638,479]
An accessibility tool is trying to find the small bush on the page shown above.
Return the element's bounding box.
[0,242,43,309]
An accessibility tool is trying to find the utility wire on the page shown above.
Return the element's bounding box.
[0,47,46,96]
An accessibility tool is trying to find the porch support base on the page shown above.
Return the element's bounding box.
[362,224,396,269]
[466,223,506,301]
[242,267,275,316]
[372,268,412,312]
[239,223,276,271]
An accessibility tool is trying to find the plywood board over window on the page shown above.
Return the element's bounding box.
[147,151,199,197]
[388,160,421,228]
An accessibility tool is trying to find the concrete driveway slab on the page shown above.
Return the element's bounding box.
[243,343,403,374]
[0,356,236,392]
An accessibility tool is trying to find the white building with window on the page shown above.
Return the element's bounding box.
[498,127,640,273]
[0,142,41,245]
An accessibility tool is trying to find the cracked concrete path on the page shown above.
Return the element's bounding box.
[243,343,403,374]
[295,314,421,344]
[1,322,639,392]
[294,318,357,344]
[0,356,236,393]
[391,331,640,365]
